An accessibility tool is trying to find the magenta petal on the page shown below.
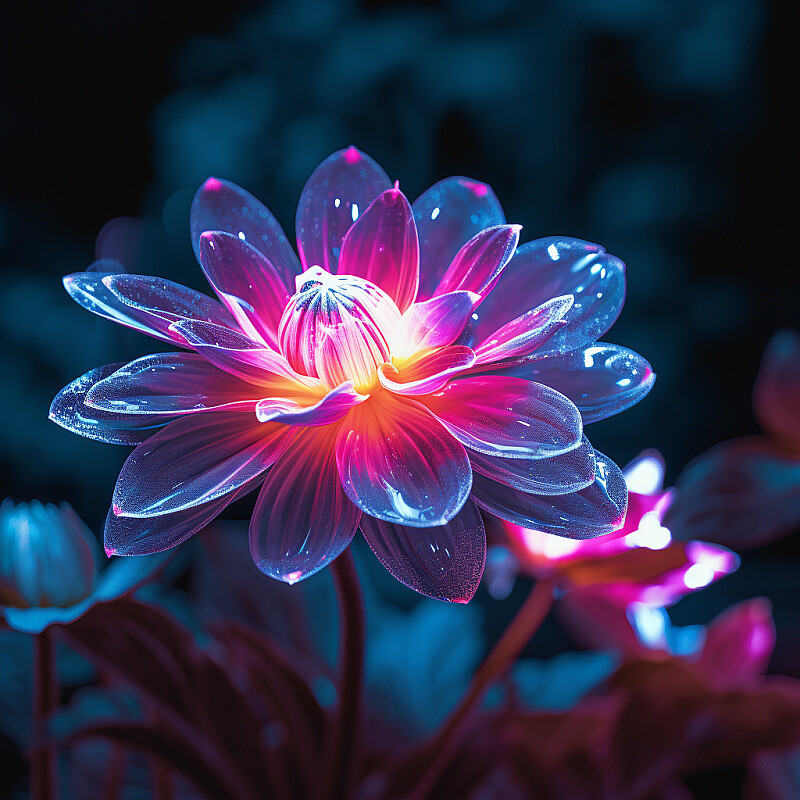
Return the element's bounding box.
[190,176,300,290]
[49,364,174,445]
[474,295,573,365]
[172,319,318,390]
[506,343,656,423]
[112,412,289,517]
[471,450,628,538]
[421,375,583,459]
[468,435,596,495]
[360,499,486,603]
[665,437,800,549]
[697,599,776,690]
[473,237,626,357]
[338,187,419,312]
[104,477,262,556]
[391,291,478,359]
[250,426,360,583]
[336,394,472,527]
[103,274,238,346]
[63,272,177,345]
[753,330,800,449]
[378,346,476,395]
[433,225,520,302]
[255,382,367,426]
[198,231,290,349]
[412,177,505,299]
[296,147,392,274]
[85,352,261,415]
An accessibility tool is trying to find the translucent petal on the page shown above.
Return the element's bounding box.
[420,376,583,459]
[433,225,520,302]
[63,272,177,345]
[470,450,628,538]
[85,353,262,415]
[506,343,656,423]
[103,274,238,347]
[474,295,573,365]
[190,176,300,290]
[338,187,419,312]
[390,291,478,360]
[473,237,626,357]
[198,231,290,349]
[412,176,506,299]
[112,412,289,517]
[49,364,174,445]
[104,478,262,556]
[336,393,472,527]
[360,499,486,603]
[250,426,359,583]
[296,147,391,274]
[172,319,320,392]
[255,382,367,426]
[753,330,800,449]
[379,346,476,395]
[468,435,596,495]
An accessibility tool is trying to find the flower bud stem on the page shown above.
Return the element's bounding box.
[32,628,59,800]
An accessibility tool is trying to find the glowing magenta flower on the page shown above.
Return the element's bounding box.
[0,500,166,633]
[51,147,653,602]
[496,451,738,605]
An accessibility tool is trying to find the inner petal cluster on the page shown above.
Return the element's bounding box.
[278,266,401,392]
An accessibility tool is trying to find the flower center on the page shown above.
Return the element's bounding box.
[278,266,401,392]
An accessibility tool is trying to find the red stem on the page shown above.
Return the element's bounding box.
[32,628,59,800]
[319,548,365,800]
[407,578,555,800]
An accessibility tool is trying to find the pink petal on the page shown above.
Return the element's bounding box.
[85,353,261,415]
[390,291,478,360]
[172,319,320,392]
[412,176,505,300]
[336,393,472,527]
[296,147,391,274]
[420,375,583,459]
[360,499,486,603]
[506,343,656,423]
[753,330,800,451]
[112,412,289,517]
[433,225,520,302]
[104,477,263,557]
[190,176,300,290]
[63,272,179,345]
[472,237,626,357]
[338,187,419,312]
[378,346,476,395]
[697,599,775,690]
[102,274,238,346]
[250,425,360,583]
[468,435,596,495]
[49,364,174,445]
[255,382,367,425]
[471,450,628,538]
[664,437,800,549]
[198,231,290,349]
[473,295,574,365]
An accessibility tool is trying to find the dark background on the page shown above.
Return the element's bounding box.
[1,0,797,663]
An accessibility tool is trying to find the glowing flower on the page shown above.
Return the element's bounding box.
[494,451,738,605]
[51,147,653,602]
[0,500,166,633]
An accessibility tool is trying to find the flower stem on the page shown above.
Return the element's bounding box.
[408,578,555,800]
[320,548,365,800]
[32,628,59,800]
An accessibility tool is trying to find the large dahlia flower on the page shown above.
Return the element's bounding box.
[51,147,654,602]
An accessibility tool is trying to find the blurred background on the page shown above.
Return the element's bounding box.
[0,0,796,658]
